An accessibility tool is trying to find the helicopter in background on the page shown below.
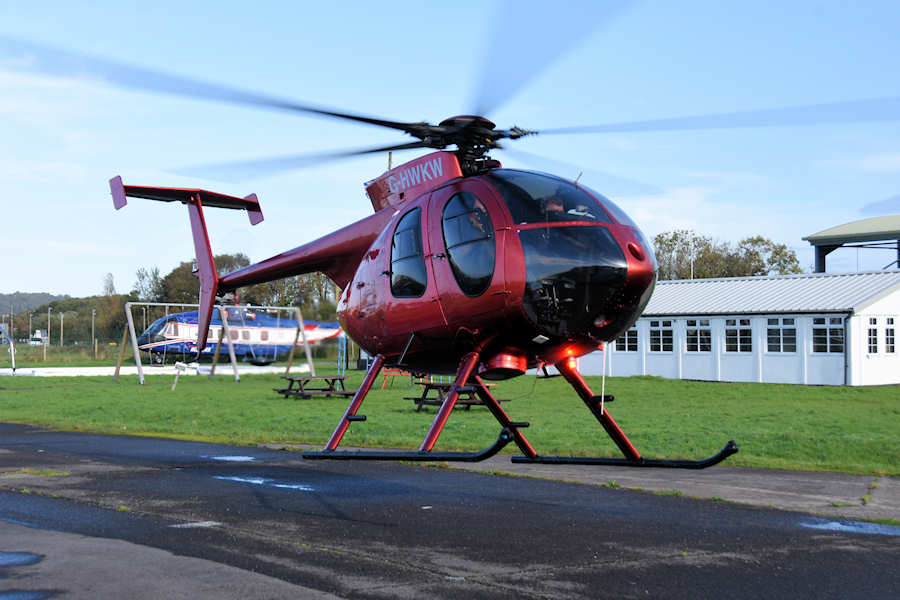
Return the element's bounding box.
[136,306,341,366]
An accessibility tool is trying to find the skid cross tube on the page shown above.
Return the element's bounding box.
[510,358,739,469]
[305,351,520,462]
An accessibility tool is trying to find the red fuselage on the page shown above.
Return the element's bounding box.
[337,168,657,376]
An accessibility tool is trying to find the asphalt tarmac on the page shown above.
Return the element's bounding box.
[0,423,898,599]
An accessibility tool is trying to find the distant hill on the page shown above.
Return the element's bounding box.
[0,292,70,313]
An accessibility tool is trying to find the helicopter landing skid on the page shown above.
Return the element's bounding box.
[511,440,739,469]
[518,358,740,469]
[303,353,737,469]
[303,428,516,462]
[303,351,538,462]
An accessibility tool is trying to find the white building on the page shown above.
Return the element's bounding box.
[581,271,900,386]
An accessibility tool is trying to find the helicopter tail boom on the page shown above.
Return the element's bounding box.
[110,175,265,352]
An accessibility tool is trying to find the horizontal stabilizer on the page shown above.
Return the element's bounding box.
[109,175,263,225]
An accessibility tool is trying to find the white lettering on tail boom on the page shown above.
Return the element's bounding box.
[387,158,445,194]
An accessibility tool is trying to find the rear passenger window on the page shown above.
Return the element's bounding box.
[391,208,427,297]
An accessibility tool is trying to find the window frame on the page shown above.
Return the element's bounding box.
[685,318,711,353]
[615,328,639,352]
[724,318,752,353]
[766,317,797,353]
[868,317,878,354]
[649,319,674,353]
[812,316,844,354]
[886,318,895,354]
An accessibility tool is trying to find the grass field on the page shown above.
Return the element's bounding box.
[0,367,896,476]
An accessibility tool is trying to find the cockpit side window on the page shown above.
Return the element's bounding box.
[441,192,495,296]
[486,170,613,225]
[390,207,427,298]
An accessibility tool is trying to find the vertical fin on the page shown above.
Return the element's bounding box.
[186,194,219,353]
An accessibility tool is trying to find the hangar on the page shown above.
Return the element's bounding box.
[581,270,900,386]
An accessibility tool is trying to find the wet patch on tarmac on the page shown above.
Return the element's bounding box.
[0,552,57,600]
[205,456,258,462]
[0,592,56,600]
[212,475,315,492]
[799,517,900,537]
[0,553,42,568]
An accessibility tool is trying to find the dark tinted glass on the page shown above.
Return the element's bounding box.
[391,208,427,297]
[519,226,627,338]
[486,170,613,224]
[442,192,495,296]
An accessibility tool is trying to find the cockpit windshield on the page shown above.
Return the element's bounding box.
[486,170,625,225]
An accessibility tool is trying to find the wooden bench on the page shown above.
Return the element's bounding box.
[404,381,508,412]
[380,367,411,389]
[274,375,356,399]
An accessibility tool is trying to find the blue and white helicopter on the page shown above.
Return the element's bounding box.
[136,306,341,365]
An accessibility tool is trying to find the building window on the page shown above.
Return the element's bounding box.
[812,317,844,353]
[868,318,878,354]
[615,328,638,352]
[685,319,711,352]
[767,317,796,353]
[649,320,673,352]
[887,318,895,354]
[725,318,752,353]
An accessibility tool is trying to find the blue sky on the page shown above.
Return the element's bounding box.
[1,0,899,299]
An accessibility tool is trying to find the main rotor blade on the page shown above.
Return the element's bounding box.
[174,141,431,182]
[469,0,631,117]
[0,36,418,134]
[539,97,900,135]
[499,147,660,196]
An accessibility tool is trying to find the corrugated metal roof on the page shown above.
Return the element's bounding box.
[643,270,900,316]
[803,215,900,244]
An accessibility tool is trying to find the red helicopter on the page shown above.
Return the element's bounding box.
[9,20,896,468]
[109,112,735,469]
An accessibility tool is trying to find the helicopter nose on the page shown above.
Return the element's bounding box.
[519,225,629,340]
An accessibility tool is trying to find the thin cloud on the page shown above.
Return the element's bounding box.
[860,194,900,215]
[858,153,900,173]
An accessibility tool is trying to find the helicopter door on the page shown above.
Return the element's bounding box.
[428,182,508,329]
[380,203,447,353]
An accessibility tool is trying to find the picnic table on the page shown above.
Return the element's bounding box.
[274,375,356,399]
[404,381,508,412]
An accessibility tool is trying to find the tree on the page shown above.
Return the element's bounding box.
[132,254,340,320]
[132,267,164,302]
[102,273,116,296]
[652,230,802,280]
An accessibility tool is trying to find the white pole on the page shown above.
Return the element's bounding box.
[125,302,145,385]
[218,306,240,382]
[296,307,315,377]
